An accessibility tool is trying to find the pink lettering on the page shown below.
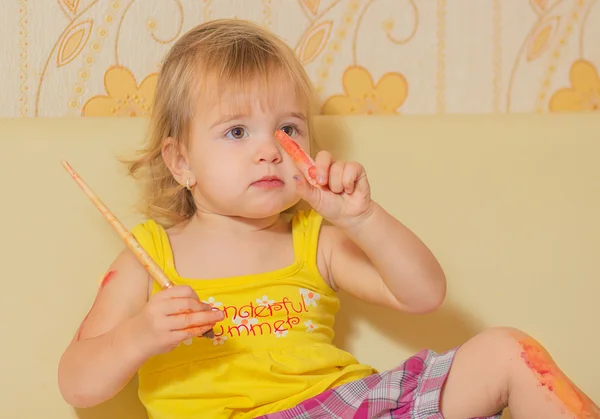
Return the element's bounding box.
[282,296,306,314]
[238,303,254,318]
[228,324,251,337]
[249,323,272,336]
[273,320,288,332]
[286,316,301,328]
[213,295,315,340]
[300,295,308,312]
[213,325,225,337]
[255,305,272,317]
[222,305,238,319]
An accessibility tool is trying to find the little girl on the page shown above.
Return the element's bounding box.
[58,19,599,419]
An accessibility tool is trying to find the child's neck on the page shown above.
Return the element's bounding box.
[188,211,284,234]
[166,210,295,279]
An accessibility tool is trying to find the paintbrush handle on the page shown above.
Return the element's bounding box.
[61,160,215,340]
[61,160,174,289]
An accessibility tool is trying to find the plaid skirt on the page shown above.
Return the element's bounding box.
[255,348,503,419]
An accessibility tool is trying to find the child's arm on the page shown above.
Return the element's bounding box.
[293,151,446,314]
[58,249,149,407]
[319,202,446,313]
[58,248,223,408]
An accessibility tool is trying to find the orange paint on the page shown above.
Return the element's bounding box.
[274,130,317,181]
[99,270,116,289]
[517,335,600,418]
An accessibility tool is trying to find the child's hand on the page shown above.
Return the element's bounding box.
[294,150,373,229]
[130,285,224,357]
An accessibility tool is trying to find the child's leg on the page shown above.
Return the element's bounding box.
[440,327,599,419]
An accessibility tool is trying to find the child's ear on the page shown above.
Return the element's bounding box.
[161,137,195,188]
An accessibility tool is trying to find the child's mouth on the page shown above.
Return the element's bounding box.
[252,176,284,189]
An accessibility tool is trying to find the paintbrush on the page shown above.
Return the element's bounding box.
[61,160,215,339]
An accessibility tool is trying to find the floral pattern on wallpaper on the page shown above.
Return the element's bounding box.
[549,59,600,111]
[5,0,600,117]
[82,66,157,117]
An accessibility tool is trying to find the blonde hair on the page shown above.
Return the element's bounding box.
[125,19,320,227]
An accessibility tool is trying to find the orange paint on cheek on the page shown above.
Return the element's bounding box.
[517,336,600,418]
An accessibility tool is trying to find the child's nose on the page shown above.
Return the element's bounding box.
[255,138,282,163]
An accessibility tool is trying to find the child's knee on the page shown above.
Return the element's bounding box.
[474,326,531,347]
[468,326,537,368]
[451,327,534,403]
[478,327,530,342]
[441,327,525,414]
[470,327,552,376]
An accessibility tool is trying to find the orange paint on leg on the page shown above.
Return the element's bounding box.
[516,335,600,418]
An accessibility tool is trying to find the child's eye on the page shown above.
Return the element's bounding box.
[225,127,247,140]
[280,125,298,137]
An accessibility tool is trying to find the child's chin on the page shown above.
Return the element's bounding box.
[238,201,300,219]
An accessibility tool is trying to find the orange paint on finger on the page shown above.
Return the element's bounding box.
[274,130,317,180]
[517,335,600,418]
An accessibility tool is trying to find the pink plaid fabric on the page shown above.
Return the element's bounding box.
[255,348,503,419]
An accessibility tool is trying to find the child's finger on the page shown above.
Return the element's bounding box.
[328,161,346,194]
[313,151,333,185]
[165,298,210,316]
[274,130,317,183]
[294,174,320,207]
[353,166,371,197]
[342,162,364,194]
[158,285,199,300]
[169,308,224,331]
[176,324,217,341]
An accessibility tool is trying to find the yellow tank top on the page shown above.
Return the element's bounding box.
[130,209,376,419]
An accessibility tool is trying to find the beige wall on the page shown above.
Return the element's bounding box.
[3,0,600,117]
[0,114,598,418]
[3,3,599,417]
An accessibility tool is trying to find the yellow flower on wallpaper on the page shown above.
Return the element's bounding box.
[549,60,600,112]
[322,66,408,115]
[82,66,158,116]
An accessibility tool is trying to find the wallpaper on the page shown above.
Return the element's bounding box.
[2,0,599,117]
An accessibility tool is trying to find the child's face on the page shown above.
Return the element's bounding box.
[182,75,309,219]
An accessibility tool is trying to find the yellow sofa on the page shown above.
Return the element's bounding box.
[1,114,598,419]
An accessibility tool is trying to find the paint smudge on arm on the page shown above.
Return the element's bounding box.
[99,270,116,290]
[516,335,600,418]
[75,270,117,342]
